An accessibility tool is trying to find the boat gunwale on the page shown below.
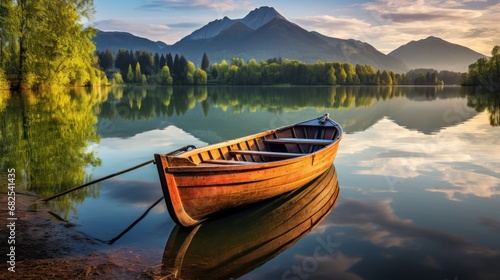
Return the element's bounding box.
[164,140,341,173]
[162,116,343,173]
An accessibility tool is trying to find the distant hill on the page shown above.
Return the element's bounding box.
[389,36,487,72]
[94,6,408,72]
[93,30,168,53]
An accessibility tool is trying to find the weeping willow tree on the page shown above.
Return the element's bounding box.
[0,0,104,89]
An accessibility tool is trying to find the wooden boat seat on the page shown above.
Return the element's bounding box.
[264,138,334,145]
[202,159,257,165]
[230,150,304,158]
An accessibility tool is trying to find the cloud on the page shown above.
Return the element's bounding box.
[337,112,500,200]
[360,0,496,54]
[94,19,173,41]
[479,217,500,234]
[293,15,371,40]
[101,178,165,211]
[139,0,251,12]
[293,0,497,54]
[427,167,500,201]
[331,198,498,255]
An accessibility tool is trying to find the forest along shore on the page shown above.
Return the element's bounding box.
[0,190,168,279]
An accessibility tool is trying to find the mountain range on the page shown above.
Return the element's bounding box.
[389,36,486,72]
[94,6,486,73]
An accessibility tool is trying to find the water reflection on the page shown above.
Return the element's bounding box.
[464,87,500,126]
[98,86,468,121]
[0,88,105,218]
[319,198,500,279]
[97,86,480,143]
[162,165,339,280]
[2,85,499,279]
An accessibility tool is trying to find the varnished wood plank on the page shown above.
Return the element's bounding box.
[229,150,304,158]
[264,138,334,145]
[203,160,257,165]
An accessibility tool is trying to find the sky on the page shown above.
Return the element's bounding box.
[93,0,500,55]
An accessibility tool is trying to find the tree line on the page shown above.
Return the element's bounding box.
[97,49,208,85]
[460,45,500,89]
[97,49,463,86]
[0,1,104,90]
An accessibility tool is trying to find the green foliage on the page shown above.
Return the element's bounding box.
[95,49,468,86]
[193,69,207,85]
[135,50,154,75]
[2,0,101,88]
[461,45,500,88]
[111,72,124,85]
[126,64,134,82]
[97,49,114,71]
[201,52,210,72]
[158,66,173,85]
[326,67,336,85]
[380,70,392,85]
[134,62,142,83]
[115,49,135,77]
[1,87,103,217]
[0,69,9,89]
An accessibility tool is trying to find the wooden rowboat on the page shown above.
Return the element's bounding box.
[162,165,340,279]
[154,113,342,227]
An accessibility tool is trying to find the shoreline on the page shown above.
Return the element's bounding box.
[0,192,170,279]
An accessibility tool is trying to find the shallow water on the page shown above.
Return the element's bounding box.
[2,85,499,279]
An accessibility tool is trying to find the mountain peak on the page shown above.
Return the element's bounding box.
[423,36,444,42]
[184,6,287,41]
[242,6,286,29]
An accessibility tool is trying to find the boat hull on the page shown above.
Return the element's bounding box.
[162,165,340,279]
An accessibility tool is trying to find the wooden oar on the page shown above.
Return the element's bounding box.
[39,145,196,203]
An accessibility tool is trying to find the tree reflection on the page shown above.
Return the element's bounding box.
[0,88,105,218]
[98,86,460,121]
[464,87,500,126]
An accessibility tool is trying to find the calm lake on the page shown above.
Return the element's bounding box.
[2,85,500,279]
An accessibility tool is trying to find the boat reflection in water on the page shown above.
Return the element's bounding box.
[162,165,340,279]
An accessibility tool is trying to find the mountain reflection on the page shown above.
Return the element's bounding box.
[0,88,105,218]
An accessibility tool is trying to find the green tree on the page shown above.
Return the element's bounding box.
[158,65,173,85]
[326,67,336,85]
[115,49,135,77]
[201,52,210,72]
[97,49,114,71]
[337,67,347,85]
[380,70,393,85]
[187,61,196,76]
[176,55,188,84]
[135,50,154,75]
[193,69,207,85]
[172,54,180,79]
[490,46,500,80]
[126,64,134,82]
[159,54,166,69]
[0,1,15,72]
[167,53,173,72]
[0,69,8,89]
[134,62,142,83]
[153,52,160,73]
[111,72,124,85]
[10,0,98,88]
